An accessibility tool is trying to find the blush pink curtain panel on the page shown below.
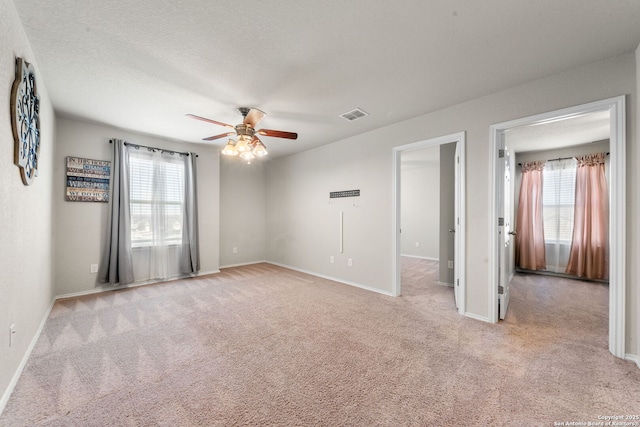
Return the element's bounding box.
[566,153,609,280]
[515,161,546,270]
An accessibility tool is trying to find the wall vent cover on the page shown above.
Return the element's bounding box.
[339,108,368,122]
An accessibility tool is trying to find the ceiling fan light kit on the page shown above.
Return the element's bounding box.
[252,139,268,156]
[187,107,297,163]
[221,139,238,156]
[235,135,252,153]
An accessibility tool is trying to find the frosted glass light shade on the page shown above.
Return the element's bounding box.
[221,140,238,156]
[240,150,255,161]
[235,135,251,153]
[252,140,268,156]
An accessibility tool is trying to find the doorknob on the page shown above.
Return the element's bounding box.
[448,228,456,233]
[508,230,517,236]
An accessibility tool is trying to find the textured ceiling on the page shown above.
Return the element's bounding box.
[12,0,640,158]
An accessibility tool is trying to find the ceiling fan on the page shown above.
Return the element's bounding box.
[187,107,297,160]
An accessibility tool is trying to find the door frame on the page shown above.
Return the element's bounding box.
[392,131,466,315]
[488,96,626,359]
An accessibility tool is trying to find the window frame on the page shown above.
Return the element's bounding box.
[128,151,185,249]
[542,161,577,244]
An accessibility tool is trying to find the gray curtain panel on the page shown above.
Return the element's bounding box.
[97,139,134,285]
[180,152,200,274]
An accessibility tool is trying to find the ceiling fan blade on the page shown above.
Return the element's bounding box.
[186,114,235,129]
[203,131,236,141]
[243,108,266,128]
[256,129,298,140]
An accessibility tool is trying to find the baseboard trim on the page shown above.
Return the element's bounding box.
[400,254,439,261]
[1,268,226,413]
[267,261,394,297]
[55,270,222,301]
[0,299,55,416]
[437,281,454,288]
[219,260,268,269]
[463,312,491,323]
[195,269,222,277]
[625,353,640,369]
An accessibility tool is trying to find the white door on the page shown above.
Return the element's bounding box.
[453,142,460,309]
[498,142,513,320]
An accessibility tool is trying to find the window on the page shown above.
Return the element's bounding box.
[542,160,576,242]
[129,151,185,248]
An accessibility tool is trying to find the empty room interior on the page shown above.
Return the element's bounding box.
[2,1,640,425]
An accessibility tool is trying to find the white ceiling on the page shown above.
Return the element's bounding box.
[13,0,640,158]
[506,110,611,153]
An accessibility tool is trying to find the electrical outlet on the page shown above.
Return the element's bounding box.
[232,247,238,254]
[90,263,98,273]
[348,258,353,267]
[415,242,420,248]
[330,256,335,264]
[448,260,454,269]
[9,324,15,347]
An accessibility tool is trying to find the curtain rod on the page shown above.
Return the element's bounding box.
[109,140,198,157]
[518,152,608,166]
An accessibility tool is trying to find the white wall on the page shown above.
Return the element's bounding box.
[266,142,391,290]
[400,148,439,259]
[54,117,221,296]
[265,53,637,352]
[0,0,56,409]
[219,157,266,267]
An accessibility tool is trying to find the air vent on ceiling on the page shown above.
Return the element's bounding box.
[339,107,369,122]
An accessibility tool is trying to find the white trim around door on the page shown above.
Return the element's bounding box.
[488,95,626,359]
[392,132,467,316]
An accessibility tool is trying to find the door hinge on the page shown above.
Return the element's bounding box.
[457,156,460,164]
[498,285,504,295]
[498,217,504,226]
[498,149,505,158]
[456,279,459,287]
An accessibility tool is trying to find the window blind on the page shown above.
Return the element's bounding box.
[129,153,185,247]
[542,163,576,242]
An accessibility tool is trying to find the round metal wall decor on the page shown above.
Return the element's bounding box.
[10,57,41,185]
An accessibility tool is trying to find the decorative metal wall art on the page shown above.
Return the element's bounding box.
[10,57,41,186]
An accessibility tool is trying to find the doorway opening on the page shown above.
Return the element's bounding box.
[392,132,466,315]
[489,96,626,359]
[511,114,610,280]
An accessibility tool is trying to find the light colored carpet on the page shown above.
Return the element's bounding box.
[1,259,639,426]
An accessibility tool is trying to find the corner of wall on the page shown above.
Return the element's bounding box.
[0,0,57,413]
[219,158,267,266]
